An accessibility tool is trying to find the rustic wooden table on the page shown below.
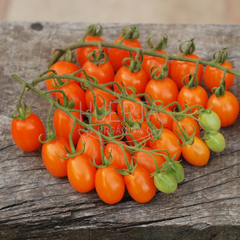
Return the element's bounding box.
[0,22,240,240]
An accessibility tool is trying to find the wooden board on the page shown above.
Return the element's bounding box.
[0,22,240,240]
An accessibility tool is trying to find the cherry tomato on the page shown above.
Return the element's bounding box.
[133,147,165,174]
[142,49,171,81]
[113,66,148,95]
[95,165,125,204]
[207,91,239,127]
[149,108,173,131]
[117,97,146,122]
[47,61,81,96]
[67,154,96,193]
[178,85,208,113]
[42,137,71,177]
[170,53,203,89]
[145,77,179,110]
[204,131,225,153]
[126,120,152,147]
[76,35,108,67]
[182,136,210,166]
[104,141,132,170]
[53,109,83,146]
[172,117,200,140]
[55,82,87,112]
[109,36,142,72]
[81,60,115,85]
[149,128,182,161]
[198,110,221,131]
[154,172,177,193]
[124,166,156,203]
[204,61,234,91]
[85,87,117,112]
[76,132,103,166]
[11,113,45,152]
[91,111,123,137]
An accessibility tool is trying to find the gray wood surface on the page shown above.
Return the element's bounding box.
[0,22,240,240]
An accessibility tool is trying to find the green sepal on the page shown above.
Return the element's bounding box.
[122,25,139,41]
[179,38,196,55]
[11,104,32,121]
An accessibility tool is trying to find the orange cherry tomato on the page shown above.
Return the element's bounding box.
[104,141,132,170]
[76,132,103,166]
[124,166,156,203]
[55,82,87,112]
[91,111,123,137]
[207,91,239,127]
[117,97,147,122]
[67,154,96,193]
[170,53,203,89]
[149,108,173,131]
[41,137,71,177]
[172,117,200,140]
[47,61,81,96]
[149,128,182,161]
[142,49,171,81]
[81,60,115,85]
[76,35,108,67]
[11,113,45,152]
[109,36,142,72]
[85,87,117,112]
[126,120,152,147]
[182,136,210,166]
[133,147,166,174]
[178,85,208,113]
[53,109,83,146]
[204,61,234,91]
[95,165,125,204]
[145,77,179,110]
[113,66,148,95]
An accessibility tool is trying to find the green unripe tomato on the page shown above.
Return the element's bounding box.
[198,110,221,131]
[154,172,177,194]
[204,131,225,152]
[166,161,185,183]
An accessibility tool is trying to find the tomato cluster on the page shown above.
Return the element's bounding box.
[11,24,239,205]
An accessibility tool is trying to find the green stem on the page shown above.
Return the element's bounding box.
[18,83,26,106]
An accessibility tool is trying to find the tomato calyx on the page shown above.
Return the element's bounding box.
[179,38,196,55]
[150,55,169,80]
[212,77,227,97]
[122,50,143,73]
[173,118,195,147]
[147,35,168,51]
[90,91,112,121]
[91,148,113,169]
[121,25,140,41]
[119,104,141,130]
[212,48,228,65]
[79,70,99,90]
[115,156,138,176]
[11,104,32,121]
[87,48,108,66]
[148,119,163,141]
[85,24,103,37]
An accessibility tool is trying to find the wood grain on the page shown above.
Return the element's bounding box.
[0,22,240,240]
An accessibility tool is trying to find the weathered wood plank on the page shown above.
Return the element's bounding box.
[0,22,240,239]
